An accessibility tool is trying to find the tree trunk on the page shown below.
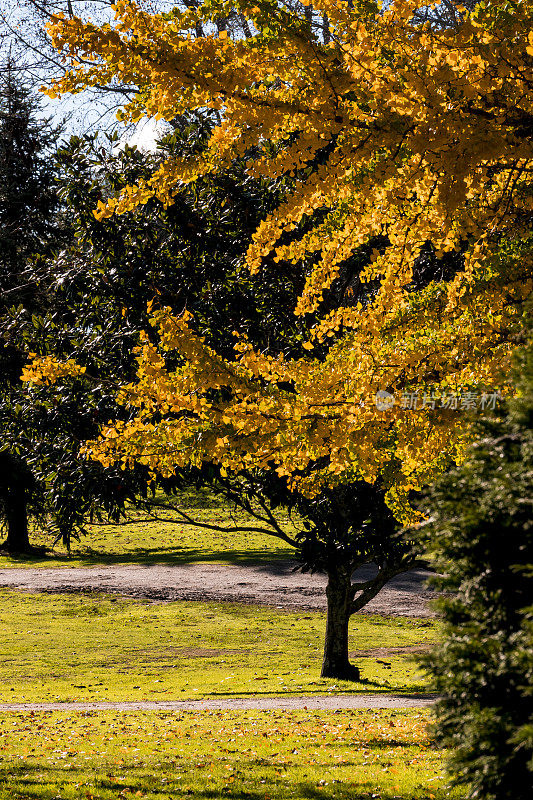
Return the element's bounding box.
[321,566,360,681]
[1,481,31,554]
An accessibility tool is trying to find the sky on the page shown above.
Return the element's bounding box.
[120,117,169,152]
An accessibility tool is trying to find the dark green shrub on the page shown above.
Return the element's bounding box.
[423,329,533,799]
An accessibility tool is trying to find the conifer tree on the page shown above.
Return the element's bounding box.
[423,319,533,799]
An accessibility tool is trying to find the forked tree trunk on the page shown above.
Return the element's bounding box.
[321,565,360,681]
[1,481,31,554]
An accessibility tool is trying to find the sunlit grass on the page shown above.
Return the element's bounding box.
[0,709,464,799]
[0,590,436,702]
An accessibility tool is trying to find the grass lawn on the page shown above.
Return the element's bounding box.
[0,490,295,569]
[0,494,449,798]
[0,709,464,799]
[0,590,436,702]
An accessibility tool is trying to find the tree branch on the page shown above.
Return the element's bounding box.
[349,560,413,615]
[143,501,298,546]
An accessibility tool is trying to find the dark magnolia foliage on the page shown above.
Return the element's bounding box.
[0,70,66,551]
[2,112,302,546]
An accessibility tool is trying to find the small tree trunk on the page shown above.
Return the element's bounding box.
[1,482,31,554]
[321,565,360,681]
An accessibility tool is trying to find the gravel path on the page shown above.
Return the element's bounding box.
[0,694,437,712]
[0,562,436,616]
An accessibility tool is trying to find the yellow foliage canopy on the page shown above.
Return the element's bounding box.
[21,356,86,385]
[37,0,533,520]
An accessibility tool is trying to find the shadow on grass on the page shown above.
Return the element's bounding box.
[0,546,295,569]
[198,684,433,697]
[0,761,433,800]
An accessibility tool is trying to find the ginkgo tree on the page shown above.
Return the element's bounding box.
[27,0,533,675]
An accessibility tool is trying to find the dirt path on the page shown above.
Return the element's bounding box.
[0,694,437,712]
[0,562,436,616]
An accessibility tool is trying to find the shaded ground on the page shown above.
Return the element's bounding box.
[0,693,437,711]
[0,561,437,616]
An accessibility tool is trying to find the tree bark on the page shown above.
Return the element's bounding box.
[1,480,31,554]
[321,565,360,681]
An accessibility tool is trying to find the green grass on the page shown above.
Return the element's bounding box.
[0,590,436,702]
[0,709,465,799]
[0,490,295,569]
